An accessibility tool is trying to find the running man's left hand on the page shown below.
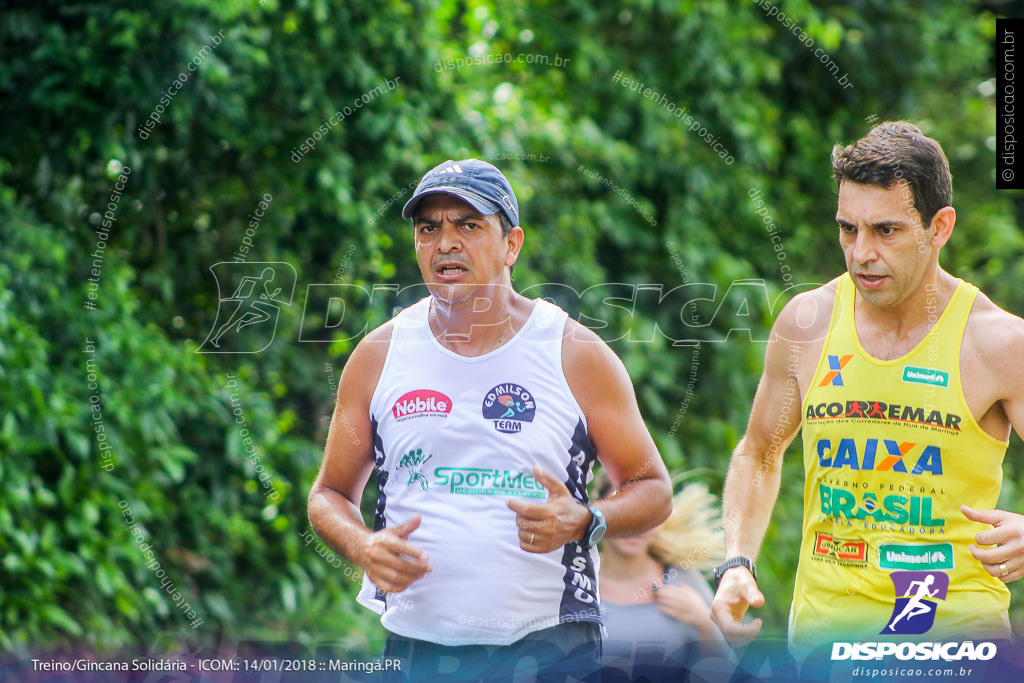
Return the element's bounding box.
[963,505,1024,583]
[508,465,590,553]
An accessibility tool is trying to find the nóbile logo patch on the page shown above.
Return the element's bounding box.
[392,389,452,421]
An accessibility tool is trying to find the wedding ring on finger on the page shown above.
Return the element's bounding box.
[1000,562,1009,578]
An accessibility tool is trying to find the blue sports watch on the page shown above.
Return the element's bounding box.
[581,504,606,548]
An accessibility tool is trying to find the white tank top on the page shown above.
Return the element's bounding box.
[358,296,602,645]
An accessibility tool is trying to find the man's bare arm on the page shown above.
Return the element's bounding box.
[963,305,1024,582]
[722,339,804,562]
[507,320,673,552]
[711,289,829,645]
[307,323,432,592]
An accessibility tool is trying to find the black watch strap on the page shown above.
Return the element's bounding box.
[713,556,758,591]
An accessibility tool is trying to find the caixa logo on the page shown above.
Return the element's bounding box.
[816,438,943,475]
[392,390,452,421]
[831,641,996,662]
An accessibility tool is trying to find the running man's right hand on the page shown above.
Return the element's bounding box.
[358,515,432,593]
[709,567,764,647]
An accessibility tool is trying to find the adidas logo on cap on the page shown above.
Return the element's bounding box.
[438,164,463,174]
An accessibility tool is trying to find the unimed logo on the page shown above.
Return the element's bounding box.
[392,389,452,420]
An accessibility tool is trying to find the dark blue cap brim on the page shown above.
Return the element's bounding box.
[401,187,504,221]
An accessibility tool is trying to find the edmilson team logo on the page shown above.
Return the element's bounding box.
[882,570,949,635]
[482,383,536,433]
[392,389,452,422]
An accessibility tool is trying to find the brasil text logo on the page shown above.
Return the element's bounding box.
[819,354,853,386]
[818,485,945,529]
[392,389,452,421]
[882,571,949,635]
[482,383,536,433]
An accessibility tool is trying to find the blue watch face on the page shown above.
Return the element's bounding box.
[587,506,606,545]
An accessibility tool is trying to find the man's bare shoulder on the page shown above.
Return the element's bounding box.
[364,318,396,343]
[966,291,1024,373]
[339,320,395,398]
[560,317,635,409]
[561,317,618,369]
[770,277,842,345]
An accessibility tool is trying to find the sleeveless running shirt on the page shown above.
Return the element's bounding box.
[357,296,601,645]
[790,274,1010,656]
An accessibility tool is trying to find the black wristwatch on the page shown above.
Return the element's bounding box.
[580,504,606,548]
[713,556,758,591]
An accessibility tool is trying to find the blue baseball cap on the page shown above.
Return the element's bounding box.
[402,159,520,226]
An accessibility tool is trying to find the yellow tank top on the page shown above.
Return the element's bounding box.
[790,274,1010,657]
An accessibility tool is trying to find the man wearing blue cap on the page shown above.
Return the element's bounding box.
[308,159,673,681]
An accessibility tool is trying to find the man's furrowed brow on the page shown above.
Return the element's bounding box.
[416,212,482,225]
[869,219,910,230]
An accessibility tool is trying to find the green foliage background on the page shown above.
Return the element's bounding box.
[2,0,1023,660]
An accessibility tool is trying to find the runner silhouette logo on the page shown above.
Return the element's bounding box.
[199,262,296,353]
[882,570,949,635]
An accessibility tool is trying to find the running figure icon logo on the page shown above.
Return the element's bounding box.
[199,262,296,353]
[882,571,949,635]
[397,448,433,491]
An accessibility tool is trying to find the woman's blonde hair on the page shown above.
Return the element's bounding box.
[593,469,725,573]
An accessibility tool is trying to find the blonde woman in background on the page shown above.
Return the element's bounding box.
[596,471,731,681]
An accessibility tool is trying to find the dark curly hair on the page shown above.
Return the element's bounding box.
[832,121,952,227]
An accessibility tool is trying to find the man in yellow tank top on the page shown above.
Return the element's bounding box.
[709,122,1024,662]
